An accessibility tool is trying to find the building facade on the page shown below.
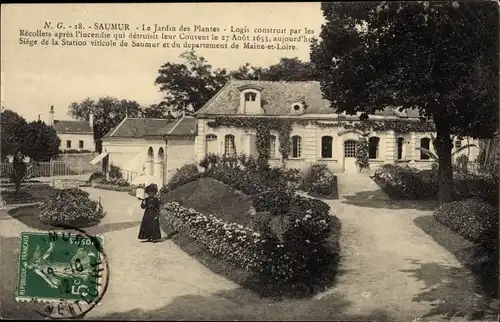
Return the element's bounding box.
[95,115,196,186]
[48,106,96,152]
[194,80,479,173]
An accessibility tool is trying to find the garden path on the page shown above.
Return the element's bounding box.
[0,178,481,321]
[315,172,483,321]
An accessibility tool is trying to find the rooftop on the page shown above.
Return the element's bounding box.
[196,80,420,118]
[103,115,196,139]
[53,120,93,134]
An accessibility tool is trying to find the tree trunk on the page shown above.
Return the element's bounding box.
[435,125,453,204]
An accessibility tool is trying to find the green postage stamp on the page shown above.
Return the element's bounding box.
[16,230,105,304]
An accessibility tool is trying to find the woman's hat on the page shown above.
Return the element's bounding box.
[144,183,158,194]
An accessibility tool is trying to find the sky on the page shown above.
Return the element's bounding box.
[1,3,325,122]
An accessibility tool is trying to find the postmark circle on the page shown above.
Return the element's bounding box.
[17,225,110,320]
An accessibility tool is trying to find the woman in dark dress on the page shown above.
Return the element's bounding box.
[138,184,162,243]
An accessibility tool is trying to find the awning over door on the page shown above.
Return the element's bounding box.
[89,152,109,165]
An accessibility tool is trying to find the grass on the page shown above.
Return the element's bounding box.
[161,177,254,227]
[0,186,59,205]
[414,215,499,301]
[160,177,341,299]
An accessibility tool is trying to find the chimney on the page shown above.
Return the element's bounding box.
[89,112,94,131]
[49,105,54,126]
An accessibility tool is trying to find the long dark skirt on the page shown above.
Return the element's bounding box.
[138,209,161,240]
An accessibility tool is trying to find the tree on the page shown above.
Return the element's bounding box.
[0,110,60,193]
[154,50,229,112]
[68,97,141,152]
[24,120,61,162]
[140,103,175,119]
[311,1,499,203]
[155,51,319,113]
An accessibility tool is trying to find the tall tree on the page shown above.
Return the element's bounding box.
[24,120,61,162]
[311,1,499,203]
[154,50,229,112]
[260,57,318,81]
[0,110,60,192]
[68,97,141,152]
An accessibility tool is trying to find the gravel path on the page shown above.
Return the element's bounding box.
[1,176,483,320]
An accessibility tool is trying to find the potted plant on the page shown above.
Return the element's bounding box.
[135,183,145,199]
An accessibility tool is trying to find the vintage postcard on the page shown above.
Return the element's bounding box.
[1,2,498,321]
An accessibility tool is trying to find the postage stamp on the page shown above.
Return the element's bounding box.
[16,229,109,319]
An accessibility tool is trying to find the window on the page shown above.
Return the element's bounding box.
[66,140,72,149]
[244,92,256,102]
[420,138,431,160]
[344,140,356,157]
[79,140,84,149]
[269,135,277,158]
[224,134,236,156]
[397,137,405,160]
[321,136,333,158]
[369,137,380,159]
[293,104,301,111]
[455,140,462,149]
[206,134,217,141]
[291,135,302,158]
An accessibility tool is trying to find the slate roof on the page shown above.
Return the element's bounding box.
[196,80,420,118]
[53,120,93,134]
[103,116,196,139]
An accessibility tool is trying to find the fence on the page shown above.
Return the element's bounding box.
[0,160,101,179]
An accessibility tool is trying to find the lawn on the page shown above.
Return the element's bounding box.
[161,177,254,228]
[414,215,499,314]
[160,176,341,299]
[1,185,59,205]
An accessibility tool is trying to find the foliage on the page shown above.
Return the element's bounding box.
[456,154,469,172]
[355,136,369,170]
[312,119,435,133]
[311,1,499,204]
[140,103,177,119]
[39,188,105,227]
[108,164,122,179]
[24,120,61,162]
[167,163,200,189]
[207,117,295,161]
[88,171,105,183]
[154,50,230,113]
[60,149,94,154]
[155,52,318,113]
[374,164,499,204]
[0,110,60,193]
[434,198,498,247]
[92,183,132,192]
[68,97,141,152]
[301,164,337,196]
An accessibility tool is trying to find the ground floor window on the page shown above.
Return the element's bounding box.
[321,136,333,158]
[369,137,380,159]
[269,135,277,158]
[291,135,302,158]
[344,140,356,157]
[224,134,236,156]
[66,140,71,149]
[397,137,404,160]
[420,138,431,160]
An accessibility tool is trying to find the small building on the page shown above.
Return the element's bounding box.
[93,114,197,186]
[48,106,95,152]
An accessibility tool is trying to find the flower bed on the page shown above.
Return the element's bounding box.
[434,198,498,248]
[301,164,338,199]
[161,155,341,298]
[38,188,105,228]
[162,201,340,297]
[91,177,133,192]
[372,164,498,203]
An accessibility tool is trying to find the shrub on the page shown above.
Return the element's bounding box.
[168,163,200,188]
[434,198,498,247]
[162,202,337,289]
[92,183,132,192]
[455,154,469,172]
[301,164,337,196]
[39,188,105,227]
[88,172,105,183]
[108,164,122,179]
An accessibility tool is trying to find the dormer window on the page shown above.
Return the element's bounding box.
[245,92,257,102]
[237,84,264,115]
[290,101,305,115]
